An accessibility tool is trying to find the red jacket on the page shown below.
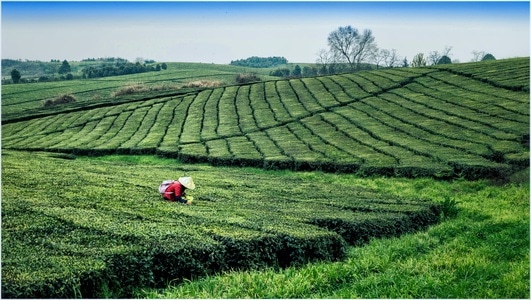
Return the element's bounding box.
[163,181,184,201]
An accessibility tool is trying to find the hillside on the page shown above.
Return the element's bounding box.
[1,62,279,121]
[2,58,529,180]
[1,58,529,298]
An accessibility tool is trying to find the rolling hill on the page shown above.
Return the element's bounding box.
[2,58,529,180]
[1,58,529,298]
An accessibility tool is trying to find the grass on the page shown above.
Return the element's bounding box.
[1,153,528,298]
[2,151,444,298]
[2,58,529,298]
[137,170,529,299]
[1,62,279,122]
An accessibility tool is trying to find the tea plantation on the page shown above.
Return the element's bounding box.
[1,58,529,298]
[2,150,443,298]
[3,58,529,180]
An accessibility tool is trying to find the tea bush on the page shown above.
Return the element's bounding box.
[2,150,442,298]
[3,59,528,180]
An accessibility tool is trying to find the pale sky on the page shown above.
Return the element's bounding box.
[2,1,529,64]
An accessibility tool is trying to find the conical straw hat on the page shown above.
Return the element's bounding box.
[178,177,195,190]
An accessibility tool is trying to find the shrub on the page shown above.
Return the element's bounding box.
[43,94,76,107]
[1,150,445,298]
[235,73,260,84]
[111,84,149,97]
[440,196,459,219]
[481,53,496,61]
[182,80,224,89]
[111,83,179,97]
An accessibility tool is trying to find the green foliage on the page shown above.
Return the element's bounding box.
[139,175,529,299]
[292,65,302,77]
[440,196,459,219]
[482,53,496,61]
[1,62,278,122]
[436,55,452,65]
[81,61,160,78]
[10,68,21,83]
[58,60,71,74]
[2,59,60,79]
[1,151,443,298]
[434,57,528,91]
[230,56,288,68]
[270,68,291,77]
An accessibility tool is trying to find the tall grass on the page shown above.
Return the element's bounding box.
[137,170,529,299]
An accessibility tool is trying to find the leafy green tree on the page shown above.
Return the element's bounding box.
[230,56,288,68]
[402,57,409,68]
[10,68,21,83]
[319,65,328,75]
[481,53,496,61]
[302,66,317,77]
[58,60,71,74]
[292,65,301,77]
[270,68,290,77]
[437,55,452,65]
[161,63,167,70]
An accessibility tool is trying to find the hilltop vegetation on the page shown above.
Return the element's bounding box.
[230,56,288,68]
[2,58,529,180]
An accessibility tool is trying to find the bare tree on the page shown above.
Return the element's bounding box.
[372,48,399,69]
[371,49,387,69]
[471,50,486,62]
[383,49,399,68]
[428,46,453,65]
[316,49,340,75]
[316,49,332,69]
[427,51,441,66]
[327,26,377,70]
[442,46,453,57]
[353,29,377,68]
[327,26,358,68]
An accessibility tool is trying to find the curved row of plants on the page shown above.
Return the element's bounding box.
[2,59,529,180]
[1,62,277,122]
[1,150,442,298]
[434,57,530,91]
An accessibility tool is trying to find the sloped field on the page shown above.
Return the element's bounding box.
[1,62,278,122]
[1,150,442,298]
[1,58,529,298]
[3,58,529,179]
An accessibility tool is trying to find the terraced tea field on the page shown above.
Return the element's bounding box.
[1,62,278,122]
[3,58,529,179]
[2,150,444,298]
[1,58,529,298]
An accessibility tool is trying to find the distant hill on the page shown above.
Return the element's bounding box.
[1,58,165,82]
